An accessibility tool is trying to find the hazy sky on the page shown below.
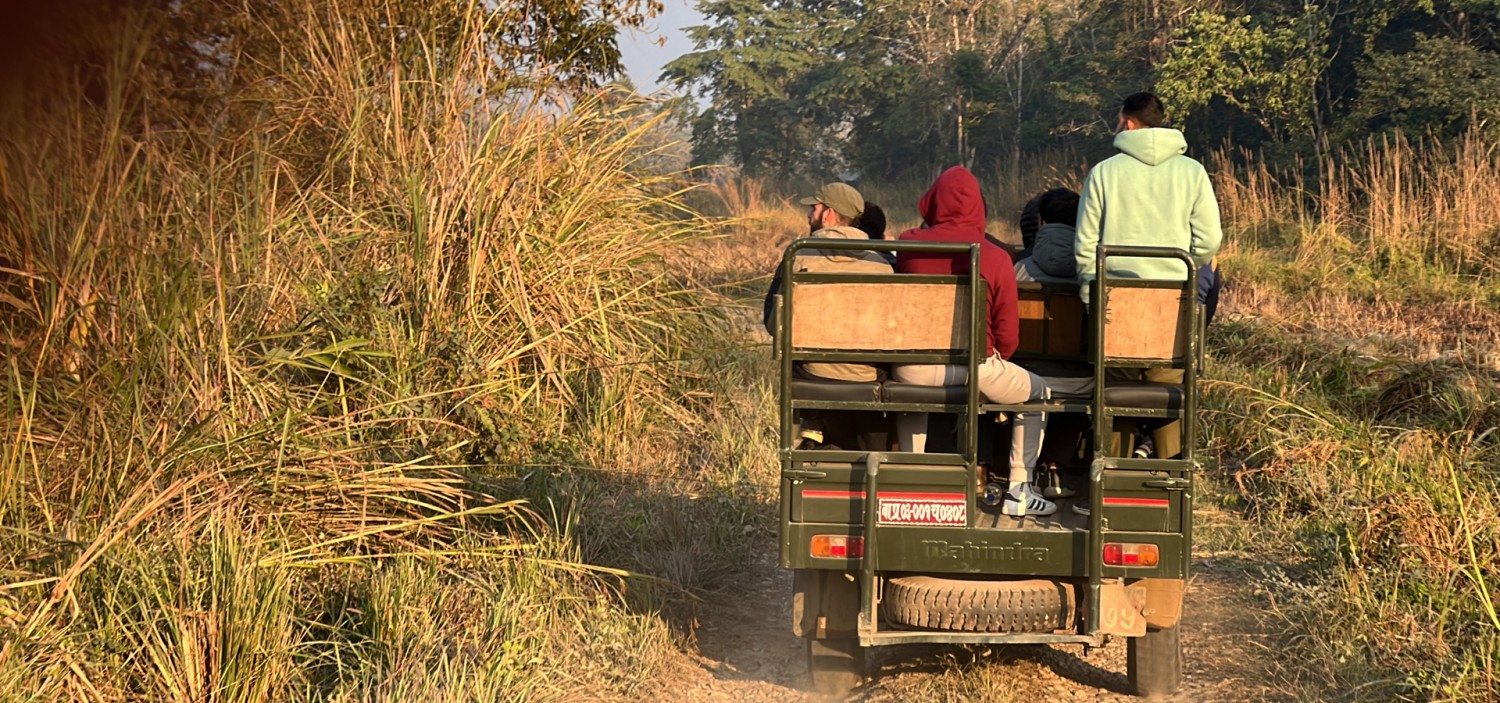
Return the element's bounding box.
[617,0,705,95]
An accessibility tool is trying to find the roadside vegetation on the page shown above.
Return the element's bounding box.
[1,1,1496,702]
[1202,131,1500,701]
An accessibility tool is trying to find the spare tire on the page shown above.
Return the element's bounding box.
[882,576,1076,633]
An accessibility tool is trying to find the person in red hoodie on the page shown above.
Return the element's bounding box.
[893,166,1056,517]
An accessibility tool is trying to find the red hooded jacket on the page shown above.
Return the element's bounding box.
[896,166,1020,360]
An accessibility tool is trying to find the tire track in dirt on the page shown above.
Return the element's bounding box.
[650,531,1291,702]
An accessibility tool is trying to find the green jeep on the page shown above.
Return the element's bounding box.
[771,238,1203,697]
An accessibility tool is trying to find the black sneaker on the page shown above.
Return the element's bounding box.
[1040,462,1075,498]
[1133,437,1155,459]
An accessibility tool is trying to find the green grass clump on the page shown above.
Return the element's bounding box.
[0,2,760,699]
[1175,126,1500,700]
[1202,288,1499,700]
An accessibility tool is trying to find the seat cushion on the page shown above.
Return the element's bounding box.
[1103,382,1184,410]
[791,377,882,403]
[882,383,968,404]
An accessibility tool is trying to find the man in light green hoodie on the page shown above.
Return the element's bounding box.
[1074,92,1222,303]
[1075,92,1222,464]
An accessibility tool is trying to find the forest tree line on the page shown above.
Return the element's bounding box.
[662,0,1500,181]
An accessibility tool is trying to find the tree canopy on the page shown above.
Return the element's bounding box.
[664,0,1500,180]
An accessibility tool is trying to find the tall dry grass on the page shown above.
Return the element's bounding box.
[1214,128,1500,293]
[0,2,752,699]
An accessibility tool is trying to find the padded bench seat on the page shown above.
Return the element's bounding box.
[881,359,1096,405]
[881,382,967,404]
[790,377,881,403]
[791,370,1177,409]
[1102,381,1184,409]
[877,383,1091,415]
[1020,359,1094,400]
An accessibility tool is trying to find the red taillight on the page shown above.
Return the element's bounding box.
[811,535,864,558]
[1103,542,1159,567]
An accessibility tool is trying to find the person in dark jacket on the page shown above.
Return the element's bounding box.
[1015,187,1081,283]
[893,166,1056,517]
[853,201,887,240]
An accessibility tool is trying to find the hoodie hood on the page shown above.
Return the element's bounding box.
[917,166,987,238]
[1113,128,1188,166]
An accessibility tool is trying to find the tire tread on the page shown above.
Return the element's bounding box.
[881,576,1072,633]
[1127,624,1182,698]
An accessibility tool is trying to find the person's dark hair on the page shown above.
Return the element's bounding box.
[853,201,886,240]
[1036,188,1080,227]
[1121,92,1167,128]
[1017,193,1043,252]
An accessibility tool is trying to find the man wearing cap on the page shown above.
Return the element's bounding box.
[762,182,892,383]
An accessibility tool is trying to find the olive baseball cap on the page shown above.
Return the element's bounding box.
[799,182,865,219]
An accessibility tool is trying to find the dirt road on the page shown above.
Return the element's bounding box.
[654,524,1290,702]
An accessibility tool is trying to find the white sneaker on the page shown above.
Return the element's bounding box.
[1001,484,1058,517]
[1133,437,1155,459]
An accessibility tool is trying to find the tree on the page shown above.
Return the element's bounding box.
[1346,32,1500,139]
[1157,8,1329,144]
[662,0,1500,177]
[663,0,856,179]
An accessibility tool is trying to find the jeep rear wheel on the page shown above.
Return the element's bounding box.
[805,636,864,693]
[1127,624,1182,698]
[881,576,1076,632]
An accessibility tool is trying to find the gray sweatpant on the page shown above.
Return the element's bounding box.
[893,355,1049,478]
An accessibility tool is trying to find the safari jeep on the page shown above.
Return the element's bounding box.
[770,239,1203,697]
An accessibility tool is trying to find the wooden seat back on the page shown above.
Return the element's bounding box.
[1100,287,1192,361]
[1016,287,1088,358]
[790,282,972,353]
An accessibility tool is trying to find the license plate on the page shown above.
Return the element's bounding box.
[1099,581,1147,636]
[877,493,966,526]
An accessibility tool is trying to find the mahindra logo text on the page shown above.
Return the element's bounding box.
[921,540,1049,562]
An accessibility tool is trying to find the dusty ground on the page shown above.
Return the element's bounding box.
[650,531,1292,703]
